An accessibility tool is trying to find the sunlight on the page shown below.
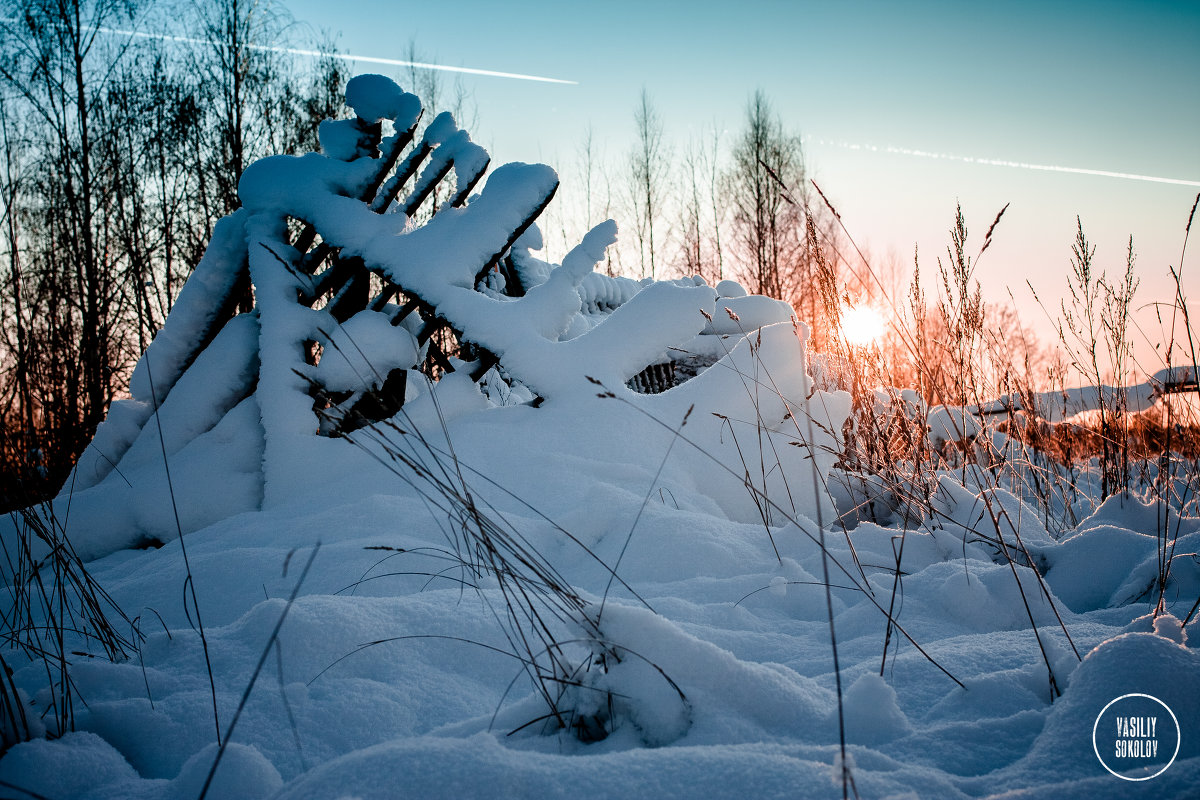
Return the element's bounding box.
[841,303,886,347]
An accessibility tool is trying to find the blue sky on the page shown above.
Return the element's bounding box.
[283,0,1199,375]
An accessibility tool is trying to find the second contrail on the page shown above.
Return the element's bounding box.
[814,139,1200,188]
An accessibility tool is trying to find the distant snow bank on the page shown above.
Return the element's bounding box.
[976,369,1199,424]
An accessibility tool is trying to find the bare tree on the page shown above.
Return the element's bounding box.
[192,0,288,215]
[677,135,723,285]
[0,0,137,478]
[627,88,668,279]
[678,138,704,279]
[0,0,344,504]
[0,107,33,489]
[578,124,597,231]
[727,90,805,304]
[573,125,620,276]
[706,125,726,282]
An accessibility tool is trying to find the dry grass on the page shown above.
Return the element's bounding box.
[1,503,135,753]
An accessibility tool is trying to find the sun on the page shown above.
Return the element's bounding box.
[841,303,886,347]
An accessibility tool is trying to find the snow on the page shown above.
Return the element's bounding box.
[68,212,251,493]
[927,403,985,448]
[8,432,1200,800]
[976,377,1182,423]
[1152,364,1198,387]
[9,379,1197,798]
[168,743,282,800]
[701,294,795,335]
[842,672,913,745]
[313,310,420,393]
[8,441,1197,798]
[0,734,146,799]
[716,279,748,298]
[391,112,490,211]
[4,73,1199,800]
[344,74,421,127]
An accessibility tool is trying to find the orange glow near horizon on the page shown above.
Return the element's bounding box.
[841,304,886,347]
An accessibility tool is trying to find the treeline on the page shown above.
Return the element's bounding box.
[571,89,1069,415]
[555,89,979,390]
[0,0,346,507]
[554,89,868,348]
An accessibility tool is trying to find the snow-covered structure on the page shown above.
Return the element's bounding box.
[46,75,850,561]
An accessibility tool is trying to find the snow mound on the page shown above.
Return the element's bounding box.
[168,743,282,800]
[0,733,145,799]
[995,632,1199,788]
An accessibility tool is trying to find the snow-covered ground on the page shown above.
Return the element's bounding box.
[3,402,1199,799]
[2,74,1198,799]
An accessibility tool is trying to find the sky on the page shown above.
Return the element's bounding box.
[281,0,1199,380]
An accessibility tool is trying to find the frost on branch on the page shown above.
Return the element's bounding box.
[41,74,849,559]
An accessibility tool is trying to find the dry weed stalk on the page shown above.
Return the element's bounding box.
[1,504,134,752]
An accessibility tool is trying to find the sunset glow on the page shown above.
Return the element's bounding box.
[841,304,886,347]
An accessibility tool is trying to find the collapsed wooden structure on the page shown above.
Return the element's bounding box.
[50,74,835,561]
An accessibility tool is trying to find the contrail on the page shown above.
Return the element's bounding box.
[813,139,1200,188]
[91,26,578,85]
[279,46,577,85]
